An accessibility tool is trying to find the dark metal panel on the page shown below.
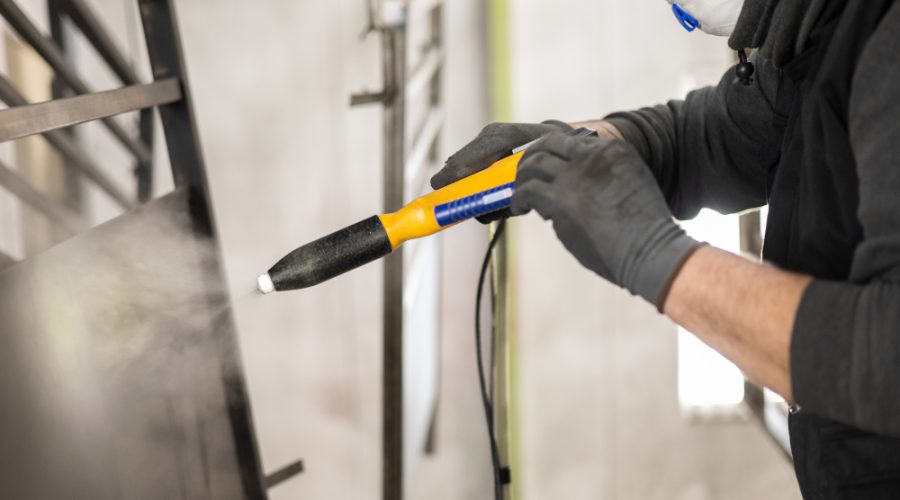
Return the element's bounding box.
[0,0,151,163]
[0,188,251,499]
[0,157,85,232]
[0,78,181,142]
[138,1,267,497]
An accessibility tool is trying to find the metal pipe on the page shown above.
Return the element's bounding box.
[381,14,407,500]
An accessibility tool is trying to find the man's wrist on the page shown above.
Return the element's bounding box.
[626,225,703,311]
[570,119,623,141]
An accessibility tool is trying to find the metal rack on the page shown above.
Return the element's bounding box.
[351,1,445,498]
[0,1,283,497]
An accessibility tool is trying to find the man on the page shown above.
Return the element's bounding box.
[432,0,900,498]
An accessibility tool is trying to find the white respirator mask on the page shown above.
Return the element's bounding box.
[666,0,745,36]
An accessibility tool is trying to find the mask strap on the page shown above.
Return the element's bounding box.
[672,3,700,32]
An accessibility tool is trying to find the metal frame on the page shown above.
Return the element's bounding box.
[49,0,156,201]
[351,2,445,498]
[0,0,150,163]
[0,0,275,496]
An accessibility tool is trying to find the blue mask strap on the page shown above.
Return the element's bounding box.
[672,3,699,32]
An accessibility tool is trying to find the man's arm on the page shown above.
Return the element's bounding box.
[571,119,623,142]
[577,53,783,220]
[663,246,811,401]
[667,3,900,437]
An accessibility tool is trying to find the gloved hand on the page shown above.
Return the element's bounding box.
[431,120,573,189]
[431,121,572,223]
[510,132,703,310]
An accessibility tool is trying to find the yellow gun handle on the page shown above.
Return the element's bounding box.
[378,151,523,250]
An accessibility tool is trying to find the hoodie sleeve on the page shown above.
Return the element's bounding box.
[789,3,900,438]
[604,52,782,220]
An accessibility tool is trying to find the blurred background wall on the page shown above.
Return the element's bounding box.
[0,1,800,499]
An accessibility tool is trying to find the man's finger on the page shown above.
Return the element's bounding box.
[510,179,560,219]
[432,123,556,189]
[516,151,569,185]
[432,143,508,189]
[522,131,576,162]
[525,130,608,162]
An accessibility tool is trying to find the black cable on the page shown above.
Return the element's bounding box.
[476,219,506,500]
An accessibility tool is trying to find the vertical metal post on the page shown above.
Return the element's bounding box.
[491,225,512,500]
[381,9,407,500]
[740,210,765,420]
[423,3,443,456]
[487,0,516,497]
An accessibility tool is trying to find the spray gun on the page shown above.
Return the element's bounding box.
[256,127,598,294]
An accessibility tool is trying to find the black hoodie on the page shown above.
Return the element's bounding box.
[607,1,900,496]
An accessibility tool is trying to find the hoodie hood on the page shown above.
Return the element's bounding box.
[728,0,830,66]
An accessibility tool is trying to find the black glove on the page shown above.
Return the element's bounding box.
[510,132,703,310]
[431,121,572,223]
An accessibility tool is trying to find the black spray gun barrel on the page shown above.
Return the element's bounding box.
[257,216,391,293]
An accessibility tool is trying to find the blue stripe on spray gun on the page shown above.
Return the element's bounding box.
[434,183,516,227]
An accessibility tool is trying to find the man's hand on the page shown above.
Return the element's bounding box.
[510,132,702,308]
[431,121,572,189]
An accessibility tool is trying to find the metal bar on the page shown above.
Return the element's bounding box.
[138,2,267,498]
[0,0,152,163]
[0,74,134,208]
[405,48,442,101]
[404,107,443,195]
[0,78,180,144]
[136,108,155,202]
[263,459,304,489]
[381,16,407,500]
[0,158,85,233]
[422,3,444,458]
[54,0,140,85]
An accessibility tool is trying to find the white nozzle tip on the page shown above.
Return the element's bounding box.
[257,273,275,294]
